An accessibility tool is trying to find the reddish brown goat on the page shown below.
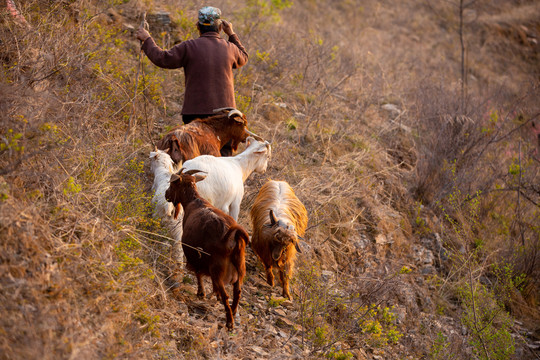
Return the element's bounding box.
[165,168,249,331]
[156,108,259,164]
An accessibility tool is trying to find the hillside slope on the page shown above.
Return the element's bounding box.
[1,0,539,359]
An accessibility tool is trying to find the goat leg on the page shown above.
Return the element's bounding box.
[231,280,241,316]
[196,273,206,298]
[215,281,234,331]
[279,268,292,300]
[212,282,222,302]
[265,265,275,287]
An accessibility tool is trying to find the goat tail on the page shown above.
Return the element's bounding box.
[224,224,249,279]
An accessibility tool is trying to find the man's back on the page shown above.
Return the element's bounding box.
[140,22,248,115]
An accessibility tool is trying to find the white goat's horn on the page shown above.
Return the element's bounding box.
[184,169,207,176]
[227,109,244,119]
[246,129,264,142]
[213,107,236,113]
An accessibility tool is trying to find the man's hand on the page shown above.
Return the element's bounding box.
[136,27,151,42]
[221,20,235,36]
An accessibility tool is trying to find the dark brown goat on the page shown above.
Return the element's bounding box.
[165,168,249,330]
[157,108,260,164]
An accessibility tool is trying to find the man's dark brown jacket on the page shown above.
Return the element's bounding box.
[142,32,248,115]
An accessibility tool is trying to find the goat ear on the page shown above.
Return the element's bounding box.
[173,203,181,220]
[268,209,277,226]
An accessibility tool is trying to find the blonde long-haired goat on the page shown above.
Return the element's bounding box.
[250,180,308,299]
[149,149,183,264]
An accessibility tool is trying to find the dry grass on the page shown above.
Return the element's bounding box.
[1,0,539,359]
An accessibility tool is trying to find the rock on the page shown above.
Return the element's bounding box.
[276,316,297,329]
[375,233,393,245]
[321,270,334,282]
[106,8,123,23]
[122,23,135,33]
[297,240,311,254]
[176,302,189,315]
[271,308,287,317]
[352,233,369,250]
[147,11,171,27]
[413,244,434,265]
[381,103,400,118]
[421,265,436,275]
[251,346,269,357]
[281,300,294,309]
[391,305,407,324]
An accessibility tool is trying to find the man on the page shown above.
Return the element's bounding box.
[136,6,248,155]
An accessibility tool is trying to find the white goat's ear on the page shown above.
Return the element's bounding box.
[149,152,157,159]
[170,173,180,182]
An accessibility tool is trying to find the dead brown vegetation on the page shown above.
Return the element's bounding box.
[1,0,539,359]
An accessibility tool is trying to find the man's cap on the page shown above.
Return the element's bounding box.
[198,6,221,26]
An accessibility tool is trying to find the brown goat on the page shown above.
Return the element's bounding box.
[250,180,308,299]
[157,108,260,164]
[165,168,249,330]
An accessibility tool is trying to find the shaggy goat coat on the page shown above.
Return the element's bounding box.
[250,180,308,299]
[156,111,250,164]
[149,150,183,263]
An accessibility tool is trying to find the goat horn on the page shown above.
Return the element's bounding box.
[246,129,264,142]
[170,173,180,182]
[213,107,236,113]
[184,169,207,176]
[227,109,244,119]
[268,209,278,226]
[154,145,158,152]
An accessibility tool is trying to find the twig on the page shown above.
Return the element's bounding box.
[126,12,150,141]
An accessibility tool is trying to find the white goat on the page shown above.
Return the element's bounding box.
[182,137,271,220]
[149,149,183,263]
